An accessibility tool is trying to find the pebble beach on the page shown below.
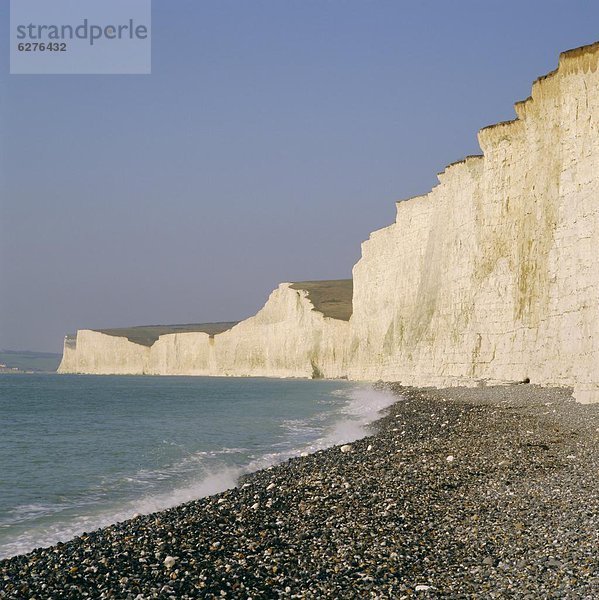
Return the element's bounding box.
[1,384,598,599]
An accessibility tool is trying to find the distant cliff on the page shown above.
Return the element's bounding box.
[58,280,352,379]
[59,42,599,402]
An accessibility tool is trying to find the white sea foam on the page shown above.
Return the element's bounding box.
[0,384,397,559]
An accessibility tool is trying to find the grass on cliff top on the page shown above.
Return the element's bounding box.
[290,279,353,321]
[95,322,239,347]
[90,279,353,347]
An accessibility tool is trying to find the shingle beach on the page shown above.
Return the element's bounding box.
[1,384,598,599]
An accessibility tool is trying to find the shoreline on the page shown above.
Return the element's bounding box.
[1,384,598,597]
[0,376,397,561]
[0,380,392,560]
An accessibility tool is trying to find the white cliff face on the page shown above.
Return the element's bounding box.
[212,284,349,379]
[348,44,599,402]
[146,332,213,375]
[58,43,599,402]
[57,329,150,375]
[58,283,350,379]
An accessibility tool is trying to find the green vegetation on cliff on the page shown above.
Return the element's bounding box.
[290,280,353,321]
[95,322,239,347]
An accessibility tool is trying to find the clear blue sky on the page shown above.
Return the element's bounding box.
[2,1,599,352]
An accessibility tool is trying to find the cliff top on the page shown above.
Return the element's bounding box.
[95,322,239,347]
[478,40,599,139]
[391,40,599,207]
[290,279,353,321]
[82,279,354,347]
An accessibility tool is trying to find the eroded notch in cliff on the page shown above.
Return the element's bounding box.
[64,334,77,349]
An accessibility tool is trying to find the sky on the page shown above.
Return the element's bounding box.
[2,0,599,353]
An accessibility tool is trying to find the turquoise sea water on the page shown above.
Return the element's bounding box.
[0,374,396,559]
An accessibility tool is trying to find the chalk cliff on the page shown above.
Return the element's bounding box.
[59,330,150,375]
[348,42,599,402]
[58,281,352,379]
[59,42,599,402]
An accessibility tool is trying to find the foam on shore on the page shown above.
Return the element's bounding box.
[0,385,396,560]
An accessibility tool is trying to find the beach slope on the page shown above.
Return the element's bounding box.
[1,385,598,598]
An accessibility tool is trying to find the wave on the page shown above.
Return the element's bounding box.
[0,384,397,560]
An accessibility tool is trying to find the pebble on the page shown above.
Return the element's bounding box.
[1,384,597,598]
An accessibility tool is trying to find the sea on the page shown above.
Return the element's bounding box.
[0,374,396,560]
